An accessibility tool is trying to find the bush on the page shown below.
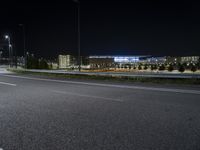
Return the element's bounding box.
[151,64,158,70]
[178,64,185,73]
[39,59,49,69]
[158,64,165,71]
[168,64,174,72]
[138,65,142,70]
[197,62,200,69]
[27,56,39,69]
[191,65,197,72]
[150,65,154,70]
[144,64,148,70]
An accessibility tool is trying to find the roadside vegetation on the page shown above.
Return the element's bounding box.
[112,61,200,74]
[25,55,200,74]
[26,55,50,69]
[8,69,200,85]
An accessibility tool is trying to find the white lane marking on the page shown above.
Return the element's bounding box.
[52,90,123,102]
[0,148,3,150]
[2,74,200,95]
[0,81,16,86]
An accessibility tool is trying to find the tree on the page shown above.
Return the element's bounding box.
[144,64,148,70]
[138,65,142,70]
[26,55,39,69]
[32,58,39,69]
[198,57,200,69]
[128,65,131,70]
[39,59,49,69]
[168,64,174,72]
[26,56,32,69]
[151,65,154,71]
[158,64,165,71]
[124,65,128,69]
[191,65,197,72]
[49,63,53,70]
[178,64,185,73]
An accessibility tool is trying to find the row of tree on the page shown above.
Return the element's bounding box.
[119,63,200,73]
[27,56,49,69]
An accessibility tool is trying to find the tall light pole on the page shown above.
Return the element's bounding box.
[73,0,81,71]
[19,24,26,69]
[5,35,12,67]
[0,51,2,64]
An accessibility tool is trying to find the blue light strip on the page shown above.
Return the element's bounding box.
[114,57,139,63]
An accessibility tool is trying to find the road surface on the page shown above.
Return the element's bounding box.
[0,69,200,150]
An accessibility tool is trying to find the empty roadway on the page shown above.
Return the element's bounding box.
[0,69,200,150]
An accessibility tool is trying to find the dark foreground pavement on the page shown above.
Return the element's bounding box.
[0,71,200,150]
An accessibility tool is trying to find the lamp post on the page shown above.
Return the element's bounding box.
[0,51,2,64]
[19,24,26,69]
[5,35,12,67]
[73,0,81,71]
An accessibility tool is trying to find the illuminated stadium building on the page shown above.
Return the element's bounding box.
[88,55,151,69]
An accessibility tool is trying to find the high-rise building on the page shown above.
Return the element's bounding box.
[58,55,74,69]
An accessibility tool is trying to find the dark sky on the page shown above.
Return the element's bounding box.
[0,0,199,58]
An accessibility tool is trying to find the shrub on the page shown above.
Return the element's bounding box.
[151,65,154,70]
[154,64,158,70]
[158,64,165,71]
[39,59,49,69]
[138,65,142,70]
[27,56,39,69]
[191,65,197,72]
[178,64,185,73]
[168,64,174,72]
[150,64,158,70]
[144,64,148,70]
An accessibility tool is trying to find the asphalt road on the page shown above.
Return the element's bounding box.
[0,70,200,150]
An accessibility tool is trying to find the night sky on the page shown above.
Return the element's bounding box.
[0,0,199,58]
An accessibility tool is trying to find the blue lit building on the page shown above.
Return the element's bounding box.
[88,55,151,69]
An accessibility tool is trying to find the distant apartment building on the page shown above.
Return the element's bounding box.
[146,57,167,64]
[58,55,75,69]
[166,56,200,64]
[89,56,115,69]
[181,56,199,63]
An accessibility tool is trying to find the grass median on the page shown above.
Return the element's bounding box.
[8,69,200,85]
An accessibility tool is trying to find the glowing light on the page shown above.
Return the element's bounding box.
[114,57,139,63]
[5,35,9,39]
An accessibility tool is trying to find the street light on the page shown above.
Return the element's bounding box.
[19,24,27,69]
[5,35,9,39]
[0,51,2,63]
[73,0,81,71]
[4,35,12,67]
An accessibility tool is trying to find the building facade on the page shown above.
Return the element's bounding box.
[88,55,151,69]
[58,55,75,69]
[181,56,199,63]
